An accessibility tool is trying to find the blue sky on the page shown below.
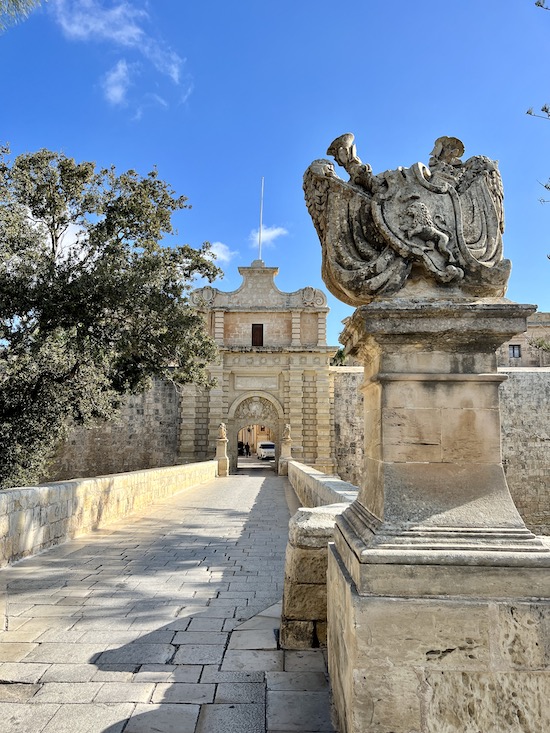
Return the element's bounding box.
[2,0,549,345]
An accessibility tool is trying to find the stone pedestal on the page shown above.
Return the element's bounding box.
[278,436,292,476]
[329,300,550,733]
[215,437,229,477]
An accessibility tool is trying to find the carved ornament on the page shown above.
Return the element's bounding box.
[304,133,511,305]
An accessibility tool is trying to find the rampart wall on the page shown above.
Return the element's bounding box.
[499,368,550,534]
[48,379,181,480]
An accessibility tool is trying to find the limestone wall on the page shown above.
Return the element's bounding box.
[49,379,181,481]
[287,460,357,508]
[499,368,550,534]
[330,367,364,489]
[281,461,357,649]
[0,461,217,567]
[332,367,550,534]
[223,311,292,347]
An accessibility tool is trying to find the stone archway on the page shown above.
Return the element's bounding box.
[228,393,284,473]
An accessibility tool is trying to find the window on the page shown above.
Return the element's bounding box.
[252,324,263,346]
[509,344,521,358]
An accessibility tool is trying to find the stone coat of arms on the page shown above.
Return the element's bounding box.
[303,133,510,305]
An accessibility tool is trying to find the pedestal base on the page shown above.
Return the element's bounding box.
[328,543,550,733]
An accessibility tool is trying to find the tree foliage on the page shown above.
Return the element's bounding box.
[0,147,220,488]
[0,0,41,30]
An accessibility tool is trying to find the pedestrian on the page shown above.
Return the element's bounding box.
[245,442,250,457]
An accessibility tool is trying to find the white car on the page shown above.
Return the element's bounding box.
[257,442,275,460]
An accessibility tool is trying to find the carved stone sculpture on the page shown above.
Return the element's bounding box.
[309,136,550,733]
[304,133,510,304]
[217,423,227,440]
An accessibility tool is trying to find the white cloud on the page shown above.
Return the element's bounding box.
[133,92,169,121]
[49,0,185,112]
[209,241,238,264]
[51,0,147,46]
[102,59,131,105]
[179,81,194,106]
[249,225,289,249]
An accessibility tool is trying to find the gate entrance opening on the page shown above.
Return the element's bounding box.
[237,424,275,466]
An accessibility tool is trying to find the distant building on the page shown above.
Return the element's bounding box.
[497,312,550,368]
[181,260,337,472]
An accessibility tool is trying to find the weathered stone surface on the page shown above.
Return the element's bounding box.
[305,133,509,304]
[332,367,550,535]
[287,462,357,509]
[282,583,327,621]
[495,603,550,669]
[49,378,181,479]
[285,545,327,585]
[328,536,550,733]
[288,506,345,549]
[425,670,550,732]
[279,620,315,650]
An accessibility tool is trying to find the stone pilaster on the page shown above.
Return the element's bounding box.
[317,311,327,346]
[213,310,224,344]
[287,363,304,461]
[207,364,225,458]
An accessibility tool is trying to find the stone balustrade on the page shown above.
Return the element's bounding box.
[281,460,358,649]
[0,461,218,568]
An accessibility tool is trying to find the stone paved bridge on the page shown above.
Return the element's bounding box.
[0,465,334,733]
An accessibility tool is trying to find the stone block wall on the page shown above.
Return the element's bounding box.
[332,367,550,534]
[49,379,181,481]
[497,312,550,367]
[0,461,217,568]
[300,312,319,346]
[328,545,550,733]
[331,367,364,488]
[499,368,550,534]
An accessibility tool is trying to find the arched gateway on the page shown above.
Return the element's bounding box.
[179,259,337,474]
[229,393,284,472]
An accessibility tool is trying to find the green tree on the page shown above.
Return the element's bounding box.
[0,147,220,488]
[0,0,41,30]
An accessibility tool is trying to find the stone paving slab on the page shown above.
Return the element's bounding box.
[0,468,334,732]
[125,703,200,733]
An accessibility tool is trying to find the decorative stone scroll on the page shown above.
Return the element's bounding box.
[190,285,217,307]
[304,133,510,304]
[300,286,326,307]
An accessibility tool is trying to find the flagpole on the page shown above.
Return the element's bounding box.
[258,177,264,261]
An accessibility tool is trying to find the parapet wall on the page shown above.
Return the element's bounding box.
[281,460,357,649]
[0,461,217,568]
[287,460,358,508]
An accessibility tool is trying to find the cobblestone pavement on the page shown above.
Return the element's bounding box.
[0,466,335,733]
